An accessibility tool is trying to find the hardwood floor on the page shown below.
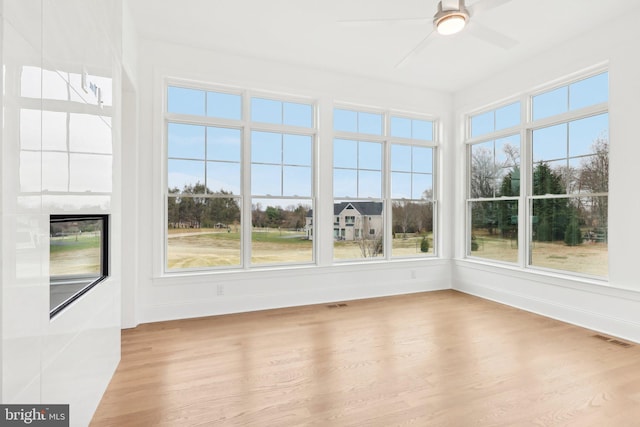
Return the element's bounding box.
[91,290,640,426]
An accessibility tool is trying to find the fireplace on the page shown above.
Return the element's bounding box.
[49,215,109,318]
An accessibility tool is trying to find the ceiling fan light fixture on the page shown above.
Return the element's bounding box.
[435,13,468,35]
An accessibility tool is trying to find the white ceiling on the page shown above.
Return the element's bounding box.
[127,0,637,92]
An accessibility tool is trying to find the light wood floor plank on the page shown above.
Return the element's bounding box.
[91,290,640,426]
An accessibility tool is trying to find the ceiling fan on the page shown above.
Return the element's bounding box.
[339,0,518,68]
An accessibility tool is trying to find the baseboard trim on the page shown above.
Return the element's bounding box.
[455,280,640,344]
[142,279,449,324]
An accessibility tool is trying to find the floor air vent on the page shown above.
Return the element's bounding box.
[327,303,348,308]
[593,334,633,348]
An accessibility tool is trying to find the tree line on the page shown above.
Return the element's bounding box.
[471,137,608,246]
[168,184,310,230]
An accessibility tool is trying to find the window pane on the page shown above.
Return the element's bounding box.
[391,201,434,257]
[168,159,205,192]
[334,169,357,198]
[469,200,518,263]
[251,98,282,124]
[412,119,433,141]
[207,91,241,120]
[359,170,382,198]
[167,196,241,269]
[412,173,432,200]
[494,135,520,167]
[532,86,568,121]
[495,102,520,130]
[168,123,205,159]
[252,164,281,196]
[530,196,607,277]
[251,131,281,164]
[207,127,241,162]
[531,161,567,196]
[575,139,609,194]
[391,144,411,172]
[391,172,411,199]
[358,112,383,135]
[532,123,567,163]
[168,86,205,116]
[334,138,357,168]
[283,134,311,166]
[358,141,382,170]
[568,113,608,158]
[412,146,433,173]
[570,72,608,111]
[334,108,357,132]
[283,102,313,127]
[391,116,411,138]
[207,161,240,195]
[283,166,311,197]
[333,200,384,261]
[471,110,493,138]
[470,141,497,199]
[251,198,313,265]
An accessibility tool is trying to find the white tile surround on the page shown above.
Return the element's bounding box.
[1,1,122,426]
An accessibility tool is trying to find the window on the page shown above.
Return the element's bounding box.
[467,132,520,263]
[333,108,437,261]
[165,84,315,271]
[465,71,608,278]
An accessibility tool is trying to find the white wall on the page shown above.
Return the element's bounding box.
[0,1,122,425]
[452,6,640,343]
[130,38,454,325]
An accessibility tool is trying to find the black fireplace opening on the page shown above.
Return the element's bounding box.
[50,214,109,318]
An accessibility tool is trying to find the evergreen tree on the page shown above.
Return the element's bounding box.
[531,163,569,242]
[564,216,583,246]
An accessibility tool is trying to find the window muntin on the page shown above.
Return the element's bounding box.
[167,124,242,195]
[166,83,315,271]
[333,139,382,199]
[532,113,608,195]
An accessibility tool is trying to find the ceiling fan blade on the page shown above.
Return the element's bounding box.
[395,30,436,68]
[338,17,430,26]
[467,21,518,49]
[468,0,512,15]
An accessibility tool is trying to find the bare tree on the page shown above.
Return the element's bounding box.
[355,215,383,258]
[579,136,609,232]
[470,146,500,198]
[579,136,609,193]
[392,201,412,238]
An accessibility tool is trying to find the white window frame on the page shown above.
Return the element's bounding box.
[333,103,439,262]
[464,66,609,279]
[163,78,318,273]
